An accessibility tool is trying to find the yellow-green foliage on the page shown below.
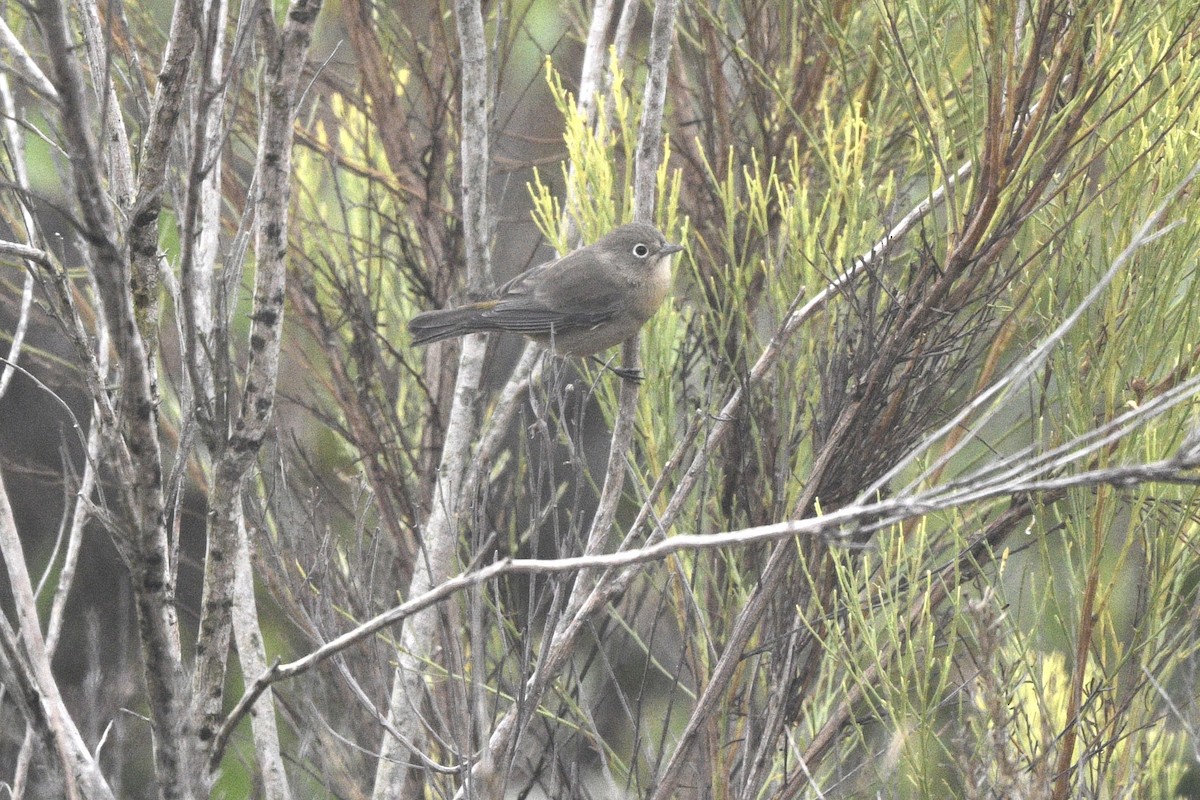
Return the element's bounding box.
[234,0,1200,795]
[528,2,1200,796]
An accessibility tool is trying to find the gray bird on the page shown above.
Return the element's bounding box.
[408,223,684,370]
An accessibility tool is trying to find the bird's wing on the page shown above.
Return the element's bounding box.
[483,249,626,334]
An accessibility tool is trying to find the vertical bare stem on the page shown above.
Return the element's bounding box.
[191,1,322,787]
[229,512,292,799]
[372,0,492,796]
[631,0,677,225]
[38,0,191,793]
[459,3,680,795]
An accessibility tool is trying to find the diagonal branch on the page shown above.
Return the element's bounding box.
[0,470,114,799]
[212,413,1200,765]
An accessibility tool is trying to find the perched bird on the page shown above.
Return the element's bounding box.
[408,223,683,376]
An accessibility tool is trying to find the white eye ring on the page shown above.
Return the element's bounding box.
[632,243,650,258]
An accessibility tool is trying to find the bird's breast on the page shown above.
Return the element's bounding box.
[632,254,674,321]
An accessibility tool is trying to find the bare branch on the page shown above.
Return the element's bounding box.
[0,471,114,800]
[0,67,40,400]
[372,0,493,794]
[38,1,189,793]
[76,0,135,204]
[191,0,324,779]
[0,240,53,270]
[229,512,292,799]
[631,0,679,225]
[0,16,58,100]
[125,0,199,351]
[215,434,1200,764]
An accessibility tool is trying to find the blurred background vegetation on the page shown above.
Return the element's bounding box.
[3,0,1200,797]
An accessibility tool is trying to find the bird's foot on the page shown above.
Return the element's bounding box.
[589,356,643,383]
[611,366,643,383]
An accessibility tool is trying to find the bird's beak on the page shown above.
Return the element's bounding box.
[660,243,684,256]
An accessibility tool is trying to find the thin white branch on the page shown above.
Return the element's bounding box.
[561,0,618,243]
[612,0,640,72]
[0,16,58,100]
[39,416,102,649]
[229,513,292,799]
[214,444,1200,753]
[0,267,33,399]
[578,0,617,128]
[178,0,234,425]
[0,67,41,400]
[77,0,135,204]
[0,239,54,268]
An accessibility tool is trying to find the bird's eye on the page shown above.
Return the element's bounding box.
[632,243,650,258]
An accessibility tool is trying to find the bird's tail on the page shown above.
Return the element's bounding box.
[407,303,493,345]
